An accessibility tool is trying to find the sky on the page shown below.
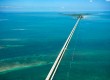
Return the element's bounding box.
[0,0,110,12]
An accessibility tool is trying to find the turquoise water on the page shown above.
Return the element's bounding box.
[0,11,110,80]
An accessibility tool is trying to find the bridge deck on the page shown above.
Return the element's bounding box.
[45,16,82,80]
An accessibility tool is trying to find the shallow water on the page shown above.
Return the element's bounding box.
[0,11,110,80]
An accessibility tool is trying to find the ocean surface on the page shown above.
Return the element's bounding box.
[0,11,110,80]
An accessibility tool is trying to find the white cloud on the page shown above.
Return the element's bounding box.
[61,6,65,9]
[0,6,22,8]
[106,0,110,2]
[90,0,93,3]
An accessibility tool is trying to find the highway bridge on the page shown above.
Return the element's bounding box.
[45,15,83,80]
